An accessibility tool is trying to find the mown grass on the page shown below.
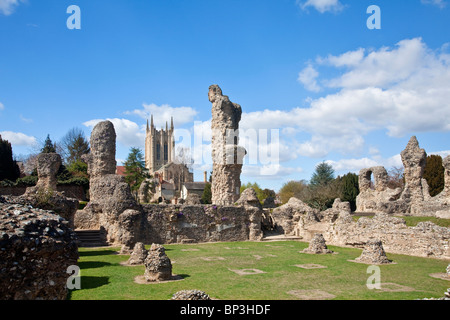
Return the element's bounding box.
[68,241,449,300]
[352,215,450,228]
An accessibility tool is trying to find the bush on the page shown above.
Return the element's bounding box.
[15,175,38,187]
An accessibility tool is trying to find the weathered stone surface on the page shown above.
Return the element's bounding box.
[210,85,246,205]
[326,212,450,259]
[76,121,143,248]
[271,197,320,235]
[355,239,392,264]
[35,153,61,191]
[0,199,78,300]
[184,193,202,205]
[236,188,263,241]
[302,233,333,254]
[16,190,78,229]
[144,244,172,282]
[356,136,450,216]
[356,166,406,214]
[127,242,148,265]
[142,204,256,244]
[82,121,117,182]
[171,290,211,300]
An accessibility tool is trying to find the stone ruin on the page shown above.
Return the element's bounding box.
[354,239,392,265]
[144,244,173,282]
[171,290,211,300]
[16,153,78,229]
[73,86,263,249]
[271,196,450,260]
[356,136,450,217]
[0,197,79,300]
[76,120,143,252]
[302,233,333,254]
[209,84,246,206]
[236,188,263,241]
[127,242,148,265]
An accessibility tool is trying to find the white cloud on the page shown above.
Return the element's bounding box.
[238,38,450,160]
[0,102,4,110]
[0,0,23,16]
[19,114,33,123]
[421,0,447,8]
[125,103,198,128]
[298,64,321,92]
[0,131,37,147]
[83,118,145,148]
[298,0,344,13]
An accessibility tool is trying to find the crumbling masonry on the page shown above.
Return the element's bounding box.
[356,136,450,217]
[209,85,246,205]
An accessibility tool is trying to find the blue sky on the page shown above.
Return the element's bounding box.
[1,0,449,192]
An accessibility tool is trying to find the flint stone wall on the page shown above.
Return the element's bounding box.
[326,212,450,259]
[0,198,79,300]
[141,204,259,244]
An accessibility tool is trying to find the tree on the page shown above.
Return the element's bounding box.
[310,162,335,187]
[387,166,405,189]
[41,134,57,154]
[60,127,90,165]
[124,147,150,195]
[278,180,309,204]
[201,183,212,204]
[423,155,445,197]
[0,136,21,181]
[340,173,359,211]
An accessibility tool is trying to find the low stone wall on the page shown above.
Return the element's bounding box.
[326,213,450,259]
[0,185,86,201]
[141,204,256,244]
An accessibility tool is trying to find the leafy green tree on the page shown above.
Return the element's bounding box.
[60,127,90,165]
[278,180,309,204]
[41,134,57,153]
[310,162,335,187]
[0,136,21,181]
[423,155,445,197]
[201,182,212,204]
[124,147,150,195]
[67,160,89,178]
[340,173,359,211]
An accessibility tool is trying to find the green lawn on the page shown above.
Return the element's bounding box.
[68,241,449,300]
[352,215,450,228]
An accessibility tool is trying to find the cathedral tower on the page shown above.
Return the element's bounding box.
[145,115,175,173]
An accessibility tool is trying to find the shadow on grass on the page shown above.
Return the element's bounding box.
[78,261,112,269]
[79,250,118,257]
[81,276,110,289]
[66,276,110,299]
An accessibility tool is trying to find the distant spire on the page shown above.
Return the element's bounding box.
[146,119,149,132]
[166,121,168,131]
[150,114,154,129]
[171,117,174,130]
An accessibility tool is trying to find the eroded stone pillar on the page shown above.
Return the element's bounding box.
[400,136,427,213]
[35,153,61,191]
[209,85,246,205]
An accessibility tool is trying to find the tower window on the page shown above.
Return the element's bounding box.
[164,143,168,161]
[156,143,161,160]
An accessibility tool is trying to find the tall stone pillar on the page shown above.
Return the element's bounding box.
[209,85,246,205]
[400,136,427,214]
